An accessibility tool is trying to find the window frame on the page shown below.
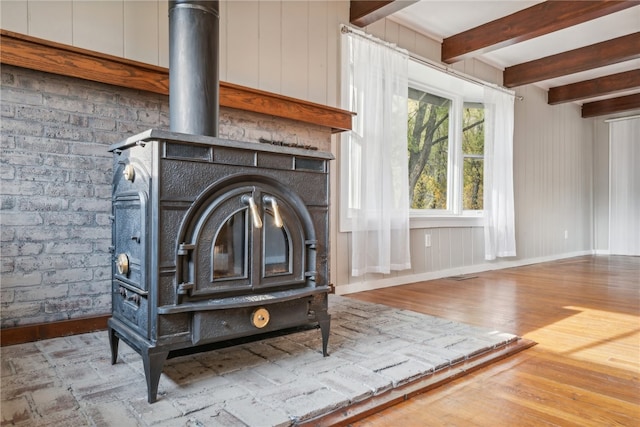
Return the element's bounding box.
[407,59,485,227]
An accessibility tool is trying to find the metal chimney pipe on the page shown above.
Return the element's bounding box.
[169,0,219,137]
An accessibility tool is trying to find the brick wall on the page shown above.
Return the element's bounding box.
[0,65,330,328]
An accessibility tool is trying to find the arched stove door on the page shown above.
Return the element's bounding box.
[177,180,314,301]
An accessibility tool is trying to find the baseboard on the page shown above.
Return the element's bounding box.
[0,315,109,347]
[335,251,594,295]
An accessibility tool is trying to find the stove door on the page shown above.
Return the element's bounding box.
[113,191,147,291]
[179,183,307,299]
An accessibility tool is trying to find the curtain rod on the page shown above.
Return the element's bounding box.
[604,114,640,123]
[341,25,524,101]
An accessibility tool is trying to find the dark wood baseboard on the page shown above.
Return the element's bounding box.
[1,315,109,347]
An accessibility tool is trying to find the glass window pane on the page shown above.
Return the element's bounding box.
[463,158,483,210]
[264,212,290,276]
[212,211,246,279]
[462,103,484,155]
[408,88,450,209]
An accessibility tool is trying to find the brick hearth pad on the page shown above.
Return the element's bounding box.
[1,295,533,426]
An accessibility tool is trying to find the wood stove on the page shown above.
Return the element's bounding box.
[107,0,332,403]
[108,130,332,403]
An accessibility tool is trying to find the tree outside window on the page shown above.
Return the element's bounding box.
[408,87,484,213]
[462,102,484,210]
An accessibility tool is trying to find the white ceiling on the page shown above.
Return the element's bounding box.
[389,1,640,105]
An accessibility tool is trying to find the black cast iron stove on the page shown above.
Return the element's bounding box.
[107,0,331,403]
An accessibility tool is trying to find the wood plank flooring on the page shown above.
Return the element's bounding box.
[346,255,640,426]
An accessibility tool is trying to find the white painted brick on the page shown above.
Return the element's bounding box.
[44,241,93,254]
[43,212,95,226]
[44,268,94,285]
[0,117,45,137]
[0,242,44,257]
[2,180,46,198]
[69,198,111,212]
[19,196,69,211]
[0,301,42,323]
[17,226,70,242]
[15,105,70,124]
[42,94,95,114]
[69,226,110,240]
[16,165,69,182]
[0,288,15,303]
[1,212,43,226]
[0,163,15,179]
[44,297,93,314]
[0,87,44,106]
[1,103,15,118]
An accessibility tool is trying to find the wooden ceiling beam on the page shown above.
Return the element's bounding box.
[442,1,638,64]
[548,70,640,105]
[581,93,640,118]
[503,32,640,88]
[350,0,418,27]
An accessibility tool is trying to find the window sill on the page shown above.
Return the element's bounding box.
[409,215,484,229]
[339,214,484,233]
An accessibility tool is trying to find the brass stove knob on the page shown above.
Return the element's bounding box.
[116,253,129,275]
[123,164,135,182]
[251,308,270,328]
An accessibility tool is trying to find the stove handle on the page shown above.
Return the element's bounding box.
[263,196,283,228]
[241,195,263,229]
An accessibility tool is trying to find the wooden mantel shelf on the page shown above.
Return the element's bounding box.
[0,29,354,133]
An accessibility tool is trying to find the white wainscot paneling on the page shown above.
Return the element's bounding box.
[158,0,169,68]
[29,1,73,45]
[0,1,27,34]
[281,1,309,100]
[409,228,426,274]
[257,0,282,95]
[73,0,124,57]
[124,0,159,65]
[307,1,328,105]
[225,0,259,89]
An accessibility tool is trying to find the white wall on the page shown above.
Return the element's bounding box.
[1,0,600,294]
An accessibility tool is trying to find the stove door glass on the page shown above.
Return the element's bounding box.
[213,210,247,279]
[264,211,291,276]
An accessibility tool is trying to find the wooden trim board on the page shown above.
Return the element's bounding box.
[1,315,110,346]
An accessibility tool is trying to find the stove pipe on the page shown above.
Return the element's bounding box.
[169,0,219,137]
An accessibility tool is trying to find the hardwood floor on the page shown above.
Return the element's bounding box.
[346,255,640,426]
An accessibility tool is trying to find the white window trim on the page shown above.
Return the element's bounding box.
[407,59,485,227]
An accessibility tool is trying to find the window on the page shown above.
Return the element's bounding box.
[462,102,485,210]
[408,60,484,221]
[340,53,493,232]
[340,33,515,259]
[408,88,451,211]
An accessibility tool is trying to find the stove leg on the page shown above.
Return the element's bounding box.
[108,326,119,365]
[317,311,331,357]
[142,349,169,403]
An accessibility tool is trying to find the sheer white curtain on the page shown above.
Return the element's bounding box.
[609,117,640,255]
[483,86,516,260]
[341,29,411,276]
